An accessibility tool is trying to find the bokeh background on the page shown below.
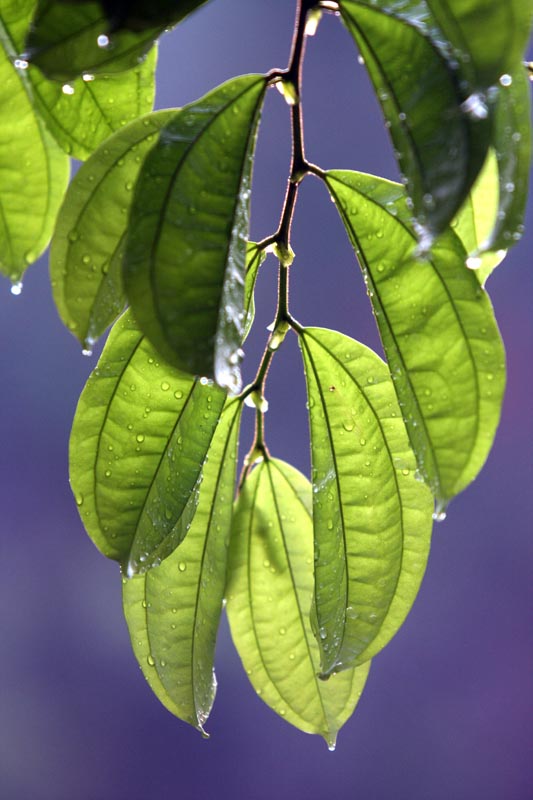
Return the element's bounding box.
[1,3,532,798]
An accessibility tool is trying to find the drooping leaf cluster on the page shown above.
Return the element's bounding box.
[0,0,530,745]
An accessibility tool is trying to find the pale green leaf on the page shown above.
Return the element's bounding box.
[123,398,241,734]
[0,0,69,281]
[50,109,174,350]
[300,328,433,676]
[123,75,267,391]
[70,310,226,575]
[325,169,506,508]
[29,46,157,160]
[226,458,370,746]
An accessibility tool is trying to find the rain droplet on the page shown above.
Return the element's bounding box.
[14,58,28,70]
[62,84,75,95]
[178,562,187,572]
[136,434,145,443]
[10,281,23,296]
[466,256,482,270]
[97,34,110,48]
[461,92,488,120]
[82,73,95,82]
[161,381,170,391]
[499,73,512,87]
[147,654,155,667]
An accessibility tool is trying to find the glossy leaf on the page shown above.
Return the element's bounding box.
[425,0,533,88]
[123,75,267,391]
[226,458,371,746]
[452,149,506,286]
[243,242,266,341]
[299,328,433,676]
[76,0,209,32]
[338,0,490,240]
[50,109,174,351]
[26,0,164,80]
[123,398,241,734]
[0,0,69,282]
[325,170,506,509]
[29,46,157,159]
[70,310,226,575]
[484,67,532,254]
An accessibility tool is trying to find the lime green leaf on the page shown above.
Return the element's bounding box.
[325,170,506,509]
[123,75,267,391]
[484,67,531,254]
[70,310,226,575]
[299,328,433,676]
[0,0,69,282]
[50,109,174,351]
[226,458,370,746]
[338,0,490,241]
[452,150,506,285]
[123,398,241,735]
[425,0,533,88]
[243,242,266,342]
[29,46,157,160]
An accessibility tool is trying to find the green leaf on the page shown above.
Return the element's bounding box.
[425,0,533,88]
[452,149,506,286]
[0,0,69,282]
[25,0,154,80]
[226,458,370,747]
[484,67,532,254]
[338,0,490,240]
[299,328,433,676]
[28,45,157,160]
[325,169,506,509]
[243,242,266,342]
[70,310,226,575]
[50,109,174,351]
[123,397,241,735]
[123,75,268,391]
[74,0,210,32]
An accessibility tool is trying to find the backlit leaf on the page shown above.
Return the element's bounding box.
[29,46,157,159]
[425,0,533,88]
[243,242,266,341]
[299,328,433,676]
[0,0,69,282]
[123,75,268,391]
[75,0,209,32]
[226,458,370,746]
[325,170,506,509]
[452,149,506,285]
[70,310,226,575]
[50,109,174,351]
[123,398,241,734]
[483,67,532,254]
[338,0,490,240]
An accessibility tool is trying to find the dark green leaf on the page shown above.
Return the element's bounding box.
[70,310,226,575]
[123,75,267,391]
[425,0,533,88]
[226,458,370,746]
[0,0,69,282]
[300,328,433,676]
[50,109,174,351]
[338,0,490,241]
[123,398,241,734]
[325,170,506,509]
[25,0,160,80]
[484,67,532,254]
[77,0,209,32]
[243,242,266,342]
[29,46,157,159]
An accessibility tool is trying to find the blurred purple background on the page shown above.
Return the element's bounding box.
[1,3,532,798]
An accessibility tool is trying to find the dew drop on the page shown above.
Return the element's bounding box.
[97,34,110,48]
[14,58,28,70]
[178,562,187,572]
[82,73,95,82]
[161,381,170,391]
[62,84,75,95]
[10,281,23,296]
[147,654,155,667]
[499,73,512,87]
[279,627,286,636]
[136,434,145,443]
[461,92,488,120]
